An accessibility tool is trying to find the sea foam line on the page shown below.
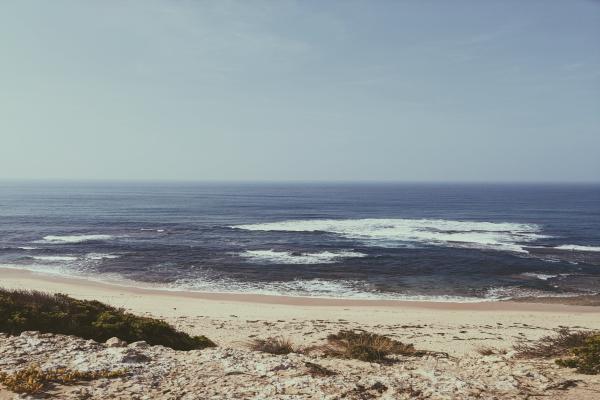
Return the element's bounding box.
[31,255,78,262]
[554,245,600,252]
[233,218,547,253]
[37,234,114,244]
[240,249,366,264]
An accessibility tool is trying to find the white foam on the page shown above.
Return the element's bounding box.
[85,253,121,260]
[521,273,558,281]
[18,246,38,250]
[485,286,582,300]
[240,249,366,264]
[167,276,486,302]
[31,255,78,262]
[3,262,582,303]
[554,245,600,252]
[234,218,546,253]
[38,234,114,244]
[0,263,75,277]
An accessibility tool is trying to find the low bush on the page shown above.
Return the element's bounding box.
[247,336,297,354]
[0,364,126,394]
[0,288,215,351]
[322,330,419,363]
[514,328,595,359]
[555,334,600,375]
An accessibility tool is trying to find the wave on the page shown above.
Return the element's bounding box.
[31,255,78,262]
[18,246,38,250]
[554,245,600,252]
[485,286,583,300]
[38,234,114,244]
[233,218,546,253]
[0,263,75,277]
[85,253,120,260]
[2,262,585,303]
[521,272,559,281]
[240,249,366,264]
[167,276,487,302]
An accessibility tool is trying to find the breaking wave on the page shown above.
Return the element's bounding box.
[554,245,600,252]
[167,276,487,302]
[38,234,114,244]
[31,255,78,262]
[85,253,120,260]
[234,218,546,253]
[240,249,366,264]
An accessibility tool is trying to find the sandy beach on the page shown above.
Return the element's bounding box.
[2,267,599,355]
[2,267,600,399]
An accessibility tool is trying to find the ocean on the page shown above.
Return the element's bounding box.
[1,182,599,302]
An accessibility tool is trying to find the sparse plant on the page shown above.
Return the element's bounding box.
[555,334,600,375]
[0,364,126,394]
[0,288,215,351]
[322,330,418,363]
[514,328,596,359]
[247,336,297,354]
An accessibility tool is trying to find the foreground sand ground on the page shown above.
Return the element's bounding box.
[1,267,600,399]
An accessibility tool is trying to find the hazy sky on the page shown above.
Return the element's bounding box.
[1,0,599,182]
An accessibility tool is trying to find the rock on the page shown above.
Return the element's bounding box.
[129,341,149,349]
[106,337,127,347]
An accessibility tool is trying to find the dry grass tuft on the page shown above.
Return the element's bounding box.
[322,330,419,363]
[247,336,298,355]
[0,364,126,394]
[514,328,596,359]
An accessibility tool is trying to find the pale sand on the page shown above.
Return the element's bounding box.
[1,267,599,355]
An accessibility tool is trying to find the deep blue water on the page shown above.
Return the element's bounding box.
[1,182,599,301]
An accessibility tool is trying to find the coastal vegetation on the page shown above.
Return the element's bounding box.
[515,327,600,374]
[322,330,420,363]
[555,334,600,374]
[247,336,298,354]
[0,288,215,350]
[247,330,445,364]
[0,364,126,394]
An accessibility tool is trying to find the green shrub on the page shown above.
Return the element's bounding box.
[556,334,600,375]
[0,288,215,351]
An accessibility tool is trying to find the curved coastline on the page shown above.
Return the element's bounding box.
[1,267,598,312]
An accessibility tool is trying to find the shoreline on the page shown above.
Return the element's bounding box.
[1,267,598,312]
[3,265,600,356]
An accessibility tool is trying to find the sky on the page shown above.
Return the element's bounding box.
[1,0,599,182]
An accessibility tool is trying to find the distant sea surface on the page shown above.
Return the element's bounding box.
[1,182,599,302]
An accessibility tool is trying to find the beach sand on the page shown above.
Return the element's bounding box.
[1,267,599,355]
[2,267,600,399]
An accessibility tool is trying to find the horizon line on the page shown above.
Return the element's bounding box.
[1,178,599,185]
